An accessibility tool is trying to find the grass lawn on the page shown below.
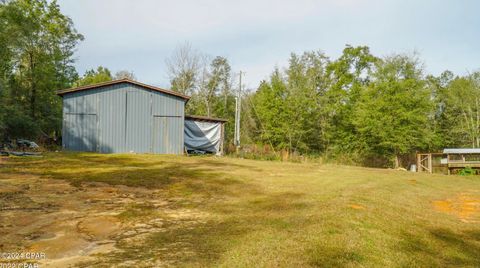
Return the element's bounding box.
[1,152,480,267]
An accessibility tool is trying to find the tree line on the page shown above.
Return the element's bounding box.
[166,44,480,167]
[1,0,479,167]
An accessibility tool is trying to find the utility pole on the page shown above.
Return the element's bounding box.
[234,71,242,150]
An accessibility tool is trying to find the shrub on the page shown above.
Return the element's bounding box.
[459,166,476,176]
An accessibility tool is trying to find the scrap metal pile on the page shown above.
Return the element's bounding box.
[1,139,42,157]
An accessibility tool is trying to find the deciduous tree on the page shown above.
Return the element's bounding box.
[114,70,136,80]
[74,66,113,87]
[166,42,200,96]
[353,54,434,167]
[0,0,83,140]
[439,73,480,148]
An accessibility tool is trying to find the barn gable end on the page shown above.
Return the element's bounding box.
[60,80,186,154]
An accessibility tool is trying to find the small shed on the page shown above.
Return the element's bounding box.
[443,148,480,174]
[184,115,227,155]
[417,148,480,174]
[57,79,190,154]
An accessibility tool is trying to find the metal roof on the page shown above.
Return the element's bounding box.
[56,78,190,100]
[443,148,480,154]
[185,115,228,123]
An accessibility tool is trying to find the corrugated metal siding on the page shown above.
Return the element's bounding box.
[62,82,185,154]
[152,92,185,117]
[152,116,183,154]
[126,90,151,153]
[98,83,126,153]
[63,90,98,114]
[63,114,98,152]
[150,87,184,154]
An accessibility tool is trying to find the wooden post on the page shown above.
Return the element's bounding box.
[417,153,432,173]
[416,154,421,172]
[219,123,225,156]
[428,153,432,173]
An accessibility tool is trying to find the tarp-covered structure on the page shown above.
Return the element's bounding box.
[184,115,227,155]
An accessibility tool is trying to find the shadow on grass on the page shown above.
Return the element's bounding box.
[307,246,364,267]
[106,219,252,266]
[399,227,480,267]
[1,152,165,170]
[104,191,313,266]
[193,157,264,171]
[1,153,310,265]
[211,192,310,215]
[0,153,257,197]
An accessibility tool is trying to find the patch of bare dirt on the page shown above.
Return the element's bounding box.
[78,215,122,240]
[349,204,366,210]
[433,192,480,223]
[0,172,208,267]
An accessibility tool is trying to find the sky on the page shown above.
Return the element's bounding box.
[58,0,480,89]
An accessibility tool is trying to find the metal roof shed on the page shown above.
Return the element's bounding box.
[417,148,480,175]
[57,79,190,154]
[443,148,480,154]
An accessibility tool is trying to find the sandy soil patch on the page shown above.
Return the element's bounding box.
[78,215,122,240]
[433,192,480,223]
[0,169,207,267]
[349,204,366,210]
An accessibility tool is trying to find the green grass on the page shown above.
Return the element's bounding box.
[1,152,480,267]
[117,202,157,221]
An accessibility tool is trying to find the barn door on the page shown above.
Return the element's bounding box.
[125,91,151,153]
[152,116,183,154]
[64,113,98,152]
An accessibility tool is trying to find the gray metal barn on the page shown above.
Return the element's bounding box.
[57,79,191,154]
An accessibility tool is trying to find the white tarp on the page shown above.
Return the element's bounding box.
[184,119,222,154]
